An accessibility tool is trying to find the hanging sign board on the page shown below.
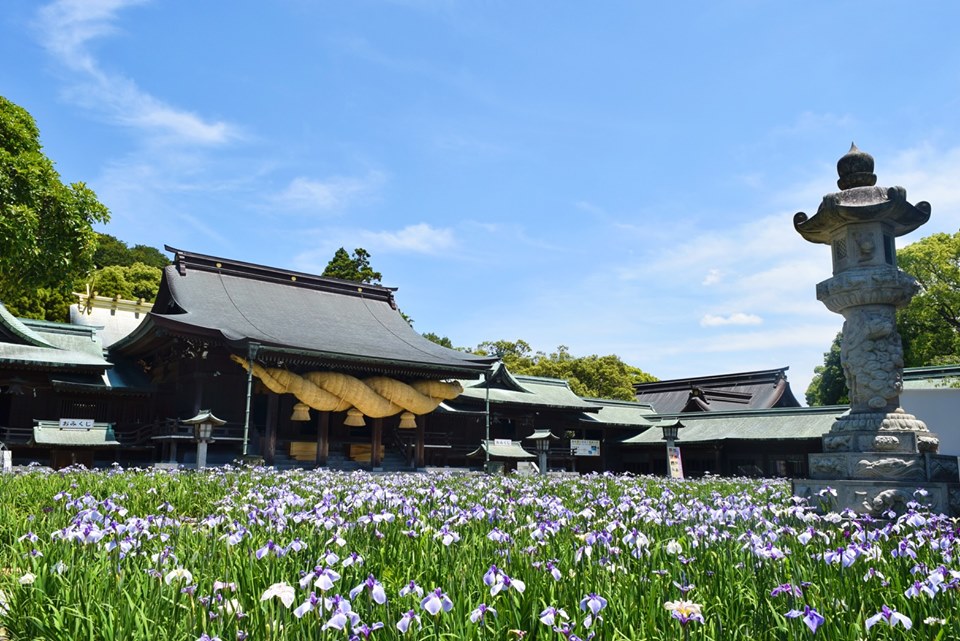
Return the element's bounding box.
[667,446,684,480]
[570,439,600,457]
[59,418,95,429]
[493,438,512,447]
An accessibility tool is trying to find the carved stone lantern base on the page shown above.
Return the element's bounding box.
[793,479,959,517]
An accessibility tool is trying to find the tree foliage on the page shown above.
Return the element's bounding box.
[473,339,657,401]
[896,231,960,367]
[89,262,163,301]
[0,95,110,303]
[93,233,169,270]
[422,332,455,349]
[805,332,849,406]
[322,248,383,284]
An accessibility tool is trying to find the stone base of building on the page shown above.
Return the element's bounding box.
[792,478,960,517]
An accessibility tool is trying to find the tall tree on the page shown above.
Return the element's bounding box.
[0,96,110,303]
[805,332,849,406]
[896,231,960,366]
[322,247,383,284]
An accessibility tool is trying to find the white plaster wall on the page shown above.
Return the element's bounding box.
[901,388,960,456]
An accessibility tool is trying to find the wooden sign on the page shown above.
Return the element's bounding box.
[667,446,684,479]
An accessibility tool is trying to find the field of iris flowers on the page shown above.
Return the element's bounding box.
[0,467,956,641]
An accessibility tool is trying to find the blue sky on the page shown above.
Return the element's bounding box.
[3,1,960,400]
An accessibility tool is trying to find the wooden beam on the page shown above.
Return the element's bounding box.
[371,417,383,469]
[317,412,329,467]
[264,393,278,465]
[415,414,426,469]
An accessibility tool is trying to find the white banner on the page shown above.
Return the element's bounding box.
[570,439,600,456]
[667,446,684,480]
[59,418,95,429]
[1,449,11,473]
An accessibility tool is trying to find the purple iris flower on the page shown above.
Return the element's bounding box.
[579,593,607,628]
[579,593,607,616]
[770,583,803,598]
[539,606,569,626]
[785,606,825,633]
[396,609,421,634]
[553,622,595,641]
[865,605,912,630]
[351,622,383,639]
[293,592,321,619]
[399,580,423,598]
[421,588,454,616]
[349,574,387,605]
[469,603,497,623]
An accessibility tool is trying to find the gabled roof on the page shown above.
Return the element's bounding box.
[453,364,601,412]
[902,364,960,390]
[621,405,843,444]
[633,367,800,414]
[0,303,112,371]
[580,398,665,428]
[111,247,495,378]
[467,440,536,459]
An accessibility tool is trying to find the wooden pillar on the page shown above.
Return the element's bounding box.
[316,412,329,467]
[371,418,383,469]
[264,393,279,465]
[415,414,426,469]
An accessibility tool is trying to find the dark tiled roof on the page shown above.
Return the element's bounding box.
[112,247,495,378]
[633,367,800,414]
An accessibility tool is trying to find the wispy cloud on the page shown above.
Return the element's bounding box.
[36,0,237,145]
[272,172,386,214]
[359,223,456,253]
[291,222,457,273]
[702,268,722,286]
[700,312,762,327]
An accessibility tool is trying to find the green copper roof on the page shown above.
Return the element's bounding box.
[621,406,844,444]
[0,302,111,370]
[467,440,535,459]
[580,398,661,427]
[33,424,120,447]
[456,364,600,411]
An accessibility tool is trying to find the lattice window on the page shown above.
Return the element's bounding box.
[834,238,847,261]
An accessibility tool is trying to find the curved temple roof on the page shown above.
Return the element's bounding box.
[112,247,495,378]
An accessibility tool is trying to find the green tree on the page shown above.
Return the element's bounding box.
[92,233,169,270]
[90,265,132,299]
[896,231,960,366]
[474,339,657,400]
[1,287,74,322]
[0,95,110,303]
[806,332,849,406]
[422,332,455,349]
[322,247,383,284]
[87,262,163,301]
[125,262,163,300]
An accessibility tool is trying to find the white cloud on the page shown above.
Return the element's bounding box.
[700,312,763,327]
[36,0,237,145]
[702,268,722,286]
[359,223,455,253]
[274,172,386,213]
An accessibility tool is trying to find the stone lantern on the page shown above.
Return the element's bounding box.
[182,410,225,470]
[793,145,958,515]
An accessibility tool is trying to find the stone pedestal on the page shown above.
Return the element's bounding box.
[792,145,958,515]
